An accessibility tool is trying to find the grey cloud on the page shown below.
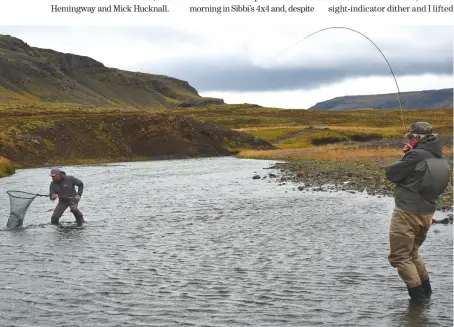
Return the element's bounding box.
[140,53,453,92]
[0,26,204,46]
[138,26,453,92]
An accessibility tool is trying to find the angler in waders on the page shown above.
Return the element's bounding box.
[49,168,85,226]
[385,122,451,301]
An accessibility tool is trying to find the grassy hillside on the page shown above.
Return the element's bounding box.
[309,88,453,110]
[171,104,453,141]
[0,34,223,109]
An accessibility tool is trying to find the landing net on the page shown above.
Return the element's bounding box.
[6,191,45,228]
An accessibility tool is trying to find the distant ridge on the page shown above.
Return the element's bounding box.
[309,88,453,110]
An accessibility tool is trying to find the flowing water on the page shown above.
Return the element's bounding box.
[0,157,452,326]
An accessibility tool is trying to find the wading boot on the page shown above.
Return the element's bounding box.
[71,210,85,226]
[421,279,432,296]
[407,285,426,301]
[51,216,60,225]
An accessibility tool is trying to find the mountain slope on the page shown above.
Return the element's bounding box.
[309,88,453,111]
[0,34,223,109]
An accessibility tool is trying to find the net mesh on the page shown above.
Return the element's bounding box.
[6,191,39,228]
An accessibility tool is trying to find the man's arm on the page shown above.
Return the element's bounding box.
[73,177,84,196]
[49,183,57,200]
[385,151,422,183]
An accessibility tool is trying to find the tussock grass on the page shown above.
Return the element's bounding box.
[0,157,15,178]
[239,144,454,162]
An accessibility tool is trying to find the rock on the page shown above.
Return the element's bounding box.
[269,173,277,178]
[298,186,305,191]
[253,175,260,180]
[432,215,453,224]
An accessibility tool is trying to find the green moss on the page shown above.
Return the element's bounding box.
[91,122,117,150]
[0,157,15,178]
[43,139,55,150]
[22,120,54,130]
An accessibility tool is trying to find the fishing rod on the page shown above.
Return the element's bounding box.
[265,26,407,136]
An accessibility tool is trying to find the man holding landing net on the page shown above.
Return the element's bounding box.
[49,168,85,226]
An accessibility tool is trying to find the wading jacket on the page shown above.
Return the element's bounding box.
[385,137,451,214]
[49,171,84,201]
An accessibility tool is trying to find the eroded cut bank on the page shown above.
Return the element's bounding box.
[0,111,274,171]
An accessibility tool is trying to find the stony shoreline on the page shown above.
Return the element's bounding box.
[257,152,453,213]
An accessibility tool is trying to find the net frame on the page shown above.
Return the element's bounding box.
[6,190,46,228]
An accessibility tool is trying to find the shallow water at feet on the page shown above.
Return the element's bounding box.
[0,157,452,326]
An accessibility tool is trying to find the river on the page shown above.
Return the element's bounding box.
[0,157,452,326]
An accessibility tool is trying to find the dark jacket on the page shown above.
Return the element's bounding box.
[49,171,84,200]
[385,136,451,214]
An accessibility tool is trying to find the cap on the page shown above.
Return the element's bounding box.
[406,121,433,138]
[50,168,61,176]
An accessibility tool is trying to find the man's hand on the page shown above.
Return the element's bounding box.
[75,195,81,201]
[403,135,421,155]
[50,193,58,201]
[402,143,413,154]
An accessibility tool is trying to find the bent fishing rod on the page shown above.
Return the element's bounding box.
[265,26,408,136]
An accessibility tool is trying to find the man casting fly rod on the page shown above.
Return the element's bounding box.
[49,168,85,226]
[385,121,451,301]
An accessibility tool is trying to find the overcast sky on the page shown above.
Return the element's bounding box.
[0,25,452,108]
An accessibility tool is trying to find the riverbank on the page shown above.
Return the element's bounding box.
[242,138,453,212]
[0,106,273,172]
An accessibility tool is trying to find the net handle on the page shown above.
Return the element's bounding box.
[6,191,74,199]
